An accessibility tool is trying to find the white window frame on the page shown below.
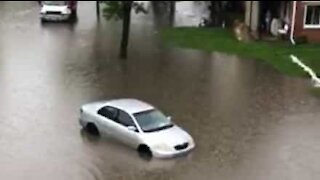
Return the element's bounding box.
[304,3,320,29]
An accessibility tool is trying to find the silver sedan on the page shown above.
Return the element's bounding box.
[79,99,195,158]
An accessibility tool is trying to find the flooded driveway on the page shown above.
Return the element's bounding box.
[0,2,320,180]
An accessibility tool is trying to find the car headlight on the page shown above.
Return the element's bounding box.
[153,144,172,152]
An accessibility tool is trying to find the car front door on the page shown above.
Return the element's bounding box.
[114,109,140,148]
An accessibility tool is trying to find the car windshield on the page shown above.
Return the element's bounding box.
[134,110,173,132]
[43,1,67,6]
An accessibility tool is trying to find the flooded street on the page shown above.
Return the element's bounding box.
[0,1,320,180]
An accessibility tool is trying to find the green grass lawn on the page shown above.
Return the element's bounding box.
[161,27,320,76]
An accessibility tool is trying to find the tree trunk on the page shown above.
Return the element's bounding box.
[169,1,175,26]
[96,1,100,18]
[209,1,223,27]
[120,1,132,59]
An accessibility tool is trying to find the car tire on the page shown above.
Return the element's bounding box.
[138,144,152,160]
[86,123,100,136]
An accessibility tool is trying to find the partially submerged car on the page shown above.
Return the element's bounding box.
[40,1,77,22]
[79,99,195,158]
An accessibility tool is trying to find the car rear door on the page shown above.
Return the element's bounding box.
[95,106,119,136]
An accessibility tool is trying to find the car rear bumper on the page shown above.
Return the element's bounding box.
[152,143,195,158]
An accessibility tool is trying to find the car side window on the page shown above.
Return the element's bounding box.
[98,106,117,120]
[117,110,136,127]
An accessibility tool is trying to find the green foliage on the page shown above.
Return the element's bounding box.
[103,1,124,20]
[102,1,147,21]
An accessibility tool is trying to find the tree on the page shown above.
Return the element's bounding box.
[103,1,147,59]
[96,1,100,18]
[206,1,245,28]
[169,1,175,25]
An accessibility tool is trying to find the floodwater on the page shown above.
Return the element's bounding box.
[0,2,320,180]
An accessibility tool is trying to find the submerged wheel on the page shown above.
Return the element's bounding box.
[138,144,152,160]
[86,123,100,136]
[41,18,46,23]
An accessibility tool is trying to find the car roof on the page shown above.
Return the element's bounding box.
[105,99,155,114]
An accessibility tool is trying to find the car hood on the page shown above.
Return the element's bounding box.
[142,125,192,147]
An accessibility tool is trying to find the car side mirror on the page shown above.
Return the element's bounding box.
[128,126,137,132]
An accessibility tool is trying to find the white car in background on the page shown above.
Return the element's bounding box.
[40,1,77,22]
[79,99,195,158]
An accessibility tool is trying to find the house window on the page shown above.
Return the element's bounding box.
[304,5,320,28]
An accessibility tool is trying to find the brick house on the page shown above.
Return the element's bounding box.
[294,1,320,42]
[245,1,320,43]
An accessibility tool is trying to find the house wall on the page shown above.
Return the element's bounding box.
[294,1,320,43]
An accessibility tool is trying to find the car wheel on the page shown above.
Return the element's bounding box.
[86,123,100,136]
[138,144,152,160]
